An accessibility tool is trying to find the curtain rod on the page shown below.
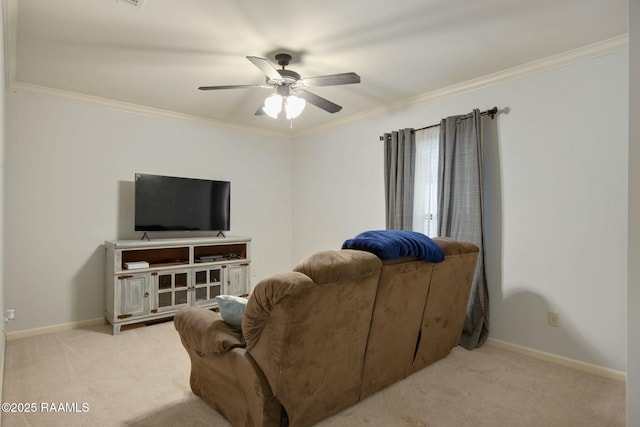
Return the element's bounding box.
[379,106,498,141]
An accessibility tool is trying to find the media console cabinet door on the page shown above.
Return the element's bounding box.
[119,274,150,318]
[155,269,191,312]
[193,266,223,306]
[225,263,250,295]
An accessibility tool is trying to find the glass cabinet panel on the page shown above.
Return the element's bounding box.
[175,273,188,288]
[195,270,207,285]
[158,292,171,308]
[155,270,190,311]
[175,290,188,305]
[158,275,172,290]
[209,285,221,299]
[195,287,207,302]
[192,267,222,306]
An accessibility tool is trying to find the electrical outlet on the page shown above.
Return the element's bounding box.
[548,311,560,327]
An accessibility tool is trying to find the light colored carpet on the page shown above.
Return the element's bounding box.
[2,320,625,427]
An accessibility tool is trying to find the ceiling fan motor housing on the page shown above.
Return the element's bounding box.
[275,69,301,84]
[275,53,292,67]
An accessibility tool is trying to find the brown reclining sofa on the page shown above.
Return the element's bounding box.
[174,234,478,426]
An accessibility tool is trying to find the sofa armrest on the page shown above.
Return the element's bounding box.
[174,307,245,355]
[175,307,282,426]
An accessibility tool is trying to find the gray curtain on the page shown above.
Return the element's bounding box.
[437,109,489,349]
[383,128,415,230]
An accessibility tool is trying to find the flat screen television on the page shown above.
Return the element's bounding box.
[134,173,230,232]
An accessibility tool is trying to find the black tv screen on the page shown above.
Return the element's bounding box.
[134,173,230,232]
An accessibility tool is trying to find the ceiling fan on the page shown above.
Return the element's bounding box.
[198,53,361,119]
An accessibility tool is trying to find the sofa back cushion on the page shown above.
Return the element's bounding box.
[243,249,382,426]
[242,272,315,349]
[411,238,479,370]
[359,258,434,398]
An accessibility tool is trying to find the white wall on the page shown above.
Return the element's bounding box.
[628,0,639,423]
[2,38,629,376]
[291,122,386,260]
[293,50,628,372]
[4,92,293,332]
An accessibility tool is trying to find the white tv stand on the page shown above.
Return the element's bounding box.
[105,236,251,335]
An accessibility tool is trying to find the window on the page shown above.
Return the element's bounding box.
[412,126,439,236]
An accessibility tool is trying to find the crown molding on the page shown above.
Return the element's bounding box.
[2,0,291,139]
[3,0,290,139]
[6,33,627,140]
[292,34,629,138]
[8,81,291,139]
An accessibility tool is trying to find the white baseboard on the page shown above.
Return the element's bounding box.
[487,338,626,383]
[5,318,105,341]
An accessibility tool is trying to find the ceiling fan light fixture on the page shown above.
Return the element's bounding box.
[285,95,306,119]
[263,94,283,118]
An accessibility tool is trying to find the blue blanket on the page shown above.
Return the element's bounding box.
[341,230,444,263]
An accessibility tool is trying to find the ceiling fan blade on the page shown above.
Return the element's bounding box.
[299,72,361,87]
[255,104,266,116]
[198,84,270,90]
[246,56,283,82]
[298,90,342,113]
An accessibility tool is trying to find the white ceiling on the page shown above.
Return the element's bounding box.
[5,0,628,136]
